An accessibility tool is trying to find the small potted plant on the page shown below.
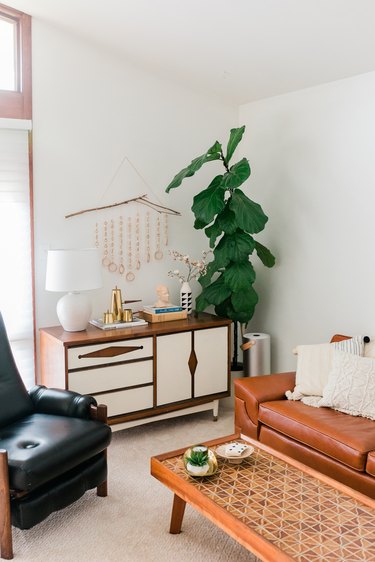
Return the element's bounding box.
[184,445,217,477]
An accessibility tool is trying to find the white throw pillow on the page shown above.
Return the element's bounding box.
[286,336,364,400]
[319,350,375,420]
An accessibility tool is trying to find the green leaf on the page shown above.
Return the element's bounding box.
[205,220,223,248]
[255,241,276,267]
[229,189,268,234]
[232,286,258,313]
[225,126,245,164]
[207,141,222,155]
[215,297,253,324]
[222,158,250,189]
[215,231,256,264]
[222,261,256,292]
[199,276,231,306]
[215,298,234,319]
[191,175,225,225]
[194,217,207,230]
[195,292,210,312]
[165,141,222,192]
[216,205,237,235]
[199,257,226,288]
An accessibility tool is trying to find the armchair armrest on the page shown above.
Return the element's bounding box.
[28,385,97,419]
[234,372,296,438]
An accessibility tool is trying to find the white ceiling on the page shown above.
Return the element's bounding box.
[6,0,375,105]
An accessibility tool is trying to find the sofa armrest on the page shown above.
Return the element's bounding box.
[234,372,296,438]
[28,385,97,419]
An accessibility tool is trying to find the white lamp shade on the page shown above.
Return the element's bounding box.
[45,248,102,331]
[46,248,102,292]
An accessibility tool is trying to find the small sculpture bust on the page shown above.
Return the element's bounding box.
[154,284,173,308]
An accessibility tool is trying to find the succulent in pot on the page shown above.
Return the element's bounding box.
[185,445,210,476]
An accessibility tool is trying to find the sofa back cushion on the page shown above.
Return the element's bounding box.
[0,312,33,427]
[287,336,364,400]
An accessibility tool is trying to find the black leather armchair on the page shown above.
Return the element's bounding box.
[0,313,112,559]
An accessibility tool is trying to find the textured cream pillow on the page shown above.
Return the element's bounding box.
[286,336,364,400]
[319,350,375,420]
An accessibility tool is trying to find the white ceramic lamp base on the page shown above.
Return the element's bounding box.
[56,292,92,332]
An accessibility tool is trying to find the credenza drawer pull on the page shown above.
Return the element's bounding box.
[78,345,143,359]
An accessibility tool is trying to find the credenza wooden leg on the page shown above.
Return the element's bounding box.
[169,494,186,534]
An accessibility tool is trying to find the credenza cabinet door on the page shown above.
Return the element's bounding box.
[156,331,192,405]
[194,327,228,397]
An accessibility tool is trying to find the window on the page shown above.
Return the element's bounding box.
[0,126,34,387]
[0,15,16,90]
[0,4,34,387]
[0,4,31,119]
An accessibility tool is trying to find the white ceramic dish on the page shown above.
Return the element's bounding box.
[215,443,254,465]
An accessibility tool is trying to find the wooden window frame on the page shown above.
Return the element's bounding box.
[0,3,31,119]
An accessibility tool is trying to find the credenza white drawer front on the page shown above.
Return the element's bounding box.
[68,337,152,369]
[94,386,153,417]
[68,360,153,394]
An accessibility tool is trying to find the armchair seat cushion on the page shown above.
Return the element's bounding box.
[2,413,111,491]
[259,400,375,471]
[11,453,107,530]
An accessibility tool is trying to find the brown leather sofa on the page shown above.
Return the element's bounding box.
[235,372,375,499]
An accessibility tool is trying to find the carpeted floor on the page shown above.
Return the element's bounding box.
[12,407,257,561]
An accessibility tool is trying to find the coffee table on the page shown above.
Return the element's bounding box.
[151,433,375,561]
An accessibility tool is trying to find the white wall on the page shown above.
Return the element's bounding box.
[31,20,237,334]
[240,72,375,372]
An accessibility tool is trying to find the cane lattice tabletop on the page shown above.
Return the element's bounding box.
[151,434,375,562]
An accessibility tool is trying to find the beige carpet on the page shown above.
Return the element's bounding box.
[12,407,258,561]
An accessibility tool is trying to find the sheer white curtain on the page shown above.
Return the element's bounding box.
[0,125,34,388]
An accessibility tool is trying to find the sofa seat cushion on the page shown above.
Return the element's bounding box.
[1,413,111,491]
[259,400,375,471]
[367,452,375,477]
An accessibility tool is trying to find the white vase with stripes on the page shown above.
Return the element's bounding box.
[180,281,192,314]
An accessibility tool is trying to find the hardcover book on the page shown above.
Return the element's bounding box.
[143,305,183,314]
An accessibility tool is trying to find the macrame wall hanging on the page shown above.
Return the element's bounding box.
[65,156,180,282]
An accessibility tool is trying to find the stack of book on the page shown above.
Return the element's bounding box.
[142,304,187,323]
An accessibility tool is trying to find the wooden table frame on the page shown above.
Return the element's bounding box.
[151,433,375,562]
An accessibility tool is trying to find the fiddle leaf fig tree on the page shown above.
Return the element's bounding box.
[166,126,275,326]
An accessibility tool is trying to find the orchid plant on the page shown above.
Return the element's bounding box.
[168,250,211,284]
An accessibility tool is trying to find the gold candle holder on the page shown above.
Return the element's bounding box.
[122,309,133,322]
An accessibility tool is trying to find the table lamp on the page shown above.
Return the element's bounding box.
[46,248,102,331]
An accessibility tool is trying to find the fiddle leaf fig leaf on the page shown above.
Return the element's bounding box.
[191,175,225,225]
[205,220,223,248]
[195,292,210,312]
[222,261,256,292]
[232,286,258,314]
[255,241,276,267]
[222,158,250,189]
[229,189,268,233]
[200,276,231,305]
[215,298,234,319]
[199,257,225,287]
[216,205,237,235]
[215,231,256,264]
[165,141,222,192]
[225,126,245,164]
[194,217,208,230]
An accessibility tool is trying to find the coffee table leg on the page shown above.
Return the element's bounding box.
[169,494,186,534]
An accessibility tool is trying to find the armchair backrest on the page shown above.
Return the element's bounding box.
[0,312,33,427]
